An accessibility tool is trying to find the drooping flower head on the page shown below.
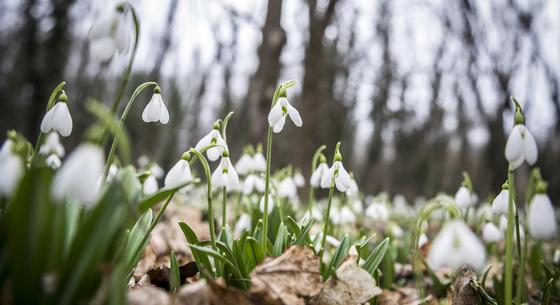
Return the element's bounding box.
[40,132,65,157]
[89,5,129,62]
[492,183,516,216]
[267,95,302,133]
[52,143,105,206]
[505,97,537,169]
[482,222,502,244]
[195,120,228,162]
[427,220,486,271]
[320,148,352,192]
[164,152,193,189]
[0,136,25,197]
[310,154,328,188]
[527,181,557,240]
[40,91,72,137]
[142,86,169,124]
[454,172,476,208]
[211,151,239,190]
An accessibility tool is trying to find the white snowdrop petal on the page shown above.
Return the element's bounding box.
[455,186,473,208]
[522,128,537,165]
[272,116,286,133]
[286,103,303,127]
[211,167,224,188]
[0,153,24,196]
[268,102,283,128]
[90,37,117,62]
[164,159,191,187]
[142,99,160,123]
[320,167,333,189]
[194,133,213,152]
[259,195,274,213]
[528,194,557,240]
[143,175,158,195]
[53,103,73,137]
[253,153,266,172]
[505,125,524,163]
[482,223,502,243]
[207,147,221,162]
[157,96,170,124]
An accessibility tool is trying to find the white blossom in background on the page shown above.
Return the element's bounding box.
[528,193,557,240]
[278,177,298,199]
[492,187,515,216]
[89,8,128,62]
[505,124,537,169]
[149,163,164,179]
[235,153,253,175]
[0,139,24,197]
[303,206,323,222]
[142,87,169,124]
[164,158,193,188]
[339,206,356,225]
[39,132,65,157]
[142,174,158,195]
[252,152,266,172]
[320,161,352,192]
[211,155,239,190]
[310,162,329,188]
[267,97,302,133]
[195,126,228,162]
[482,223,502,243]
[243,174,265,195]
[259,194,274,213]
[52,143,105,206]
[365,202,389,223]
[390,225,404,238]
[234,213,252,236]
[351,199,363,214]
[46,154,61,170]
[107,164,119,181]
[455,186,476,208]
[40,100,72,137]
[428,220,486,271]
[476,204,493,222]
[293,172,305,188]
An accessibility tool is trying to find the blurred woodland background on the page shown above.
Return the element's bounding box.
[1,0,560,202]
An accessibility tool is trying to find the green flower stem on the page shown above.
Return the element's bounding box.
[515,212,526,303]
[111,2,140,113]
[222,186,227,230]
[188,148,217,250]
[31,81,66,165]
[262,126,273,251]
[278,197,285,224]
[505,165,515,305]
[318,180,335,265]
[103,82,157,180]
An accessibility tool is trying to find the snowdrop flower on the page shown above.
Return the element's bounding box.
[252,152,266,172]
[365,202,389,222]
[278,177,298,199]
[89,7,128,62]
[505,105,537,169]
[320,158,352,192]
[418,233,428,248]
[293,172,305,187]
[195,122,228,161]
[0,139,24,197]
[235,153,254,175]
[142,86,169,124]
[427,220,486,271]
[351,199,363,214]
[39,132,65,157]
[211,153,239,190]
[339,206,356,225]
[234,213,252,236]
[492,186,515,216]
[303,206,323,222]
[40,93,72,137]
[267,96,302,133]
[346,177,359,197]
[46,154,61,170]
[310,161,329,188]
[330,207,341,225]
[527,190,557,240]
[259,194,274,213]
[455,186,476,208]
[482,223,502,243]
[476,204,493,222]
[164,153,193,188]
[107,164,119,181]
[390,224,404,238]
[149,163,164,179]
[243,174,265,195]
[142,174,158,195]
[53,143,104,206]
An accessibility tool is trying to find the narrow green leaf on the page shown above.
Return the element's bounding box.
[273,223,285,257]
[123,209,153,271]
[169,251,180,293]
[323,234,350,280]
[362,237,390,276]
[541,278,553,305]
[138,179,198,212]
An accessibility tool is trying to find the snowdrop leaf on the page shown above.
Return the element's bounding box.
[361,237,389,276]
[170,250,180,293]
[123,209,153,272]
[323,234,350,280]
[541,278,554,305]
[273,223,286,257]
[178,222,213,277]
[138,178,199,212]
